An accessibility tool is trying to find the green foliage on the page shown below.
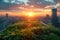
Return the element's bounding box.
[0,21,60,40]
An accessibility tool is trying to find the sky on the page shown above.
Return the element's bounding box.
[0,0,60,10]
[4,0,29,4]
[0,0,60,16]
[0,0,59,9]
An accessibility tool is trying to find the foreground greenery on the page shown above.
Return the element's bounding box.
[0,21,60,40]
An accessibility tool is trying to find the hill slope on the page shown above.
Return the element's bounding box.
[0,21,60,40]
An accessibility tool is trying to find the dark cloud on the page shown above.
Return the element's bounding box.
[0,0,11,10]
[0,0,25,10]
[28,0,57,7]
[58,0,60,1]
[0,0,60,10]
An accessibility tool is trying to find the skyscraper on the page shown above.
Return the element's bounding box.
[52,8,58,27]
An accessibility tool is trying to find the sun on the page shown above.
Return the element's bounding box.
[26,12,35,17]
[22,11,36,18]
[28,12,34,16]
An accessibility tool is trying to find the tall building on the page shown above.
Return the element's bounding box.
[52,8,58,27]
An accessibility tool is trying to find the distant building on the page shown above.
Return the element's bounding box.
[52,8,59,27]
[5,13,8,18]
[45,14,51,24]
[41,14,51,24]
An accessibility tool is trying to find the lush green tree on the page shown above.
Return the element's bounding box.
[0,21,60,40]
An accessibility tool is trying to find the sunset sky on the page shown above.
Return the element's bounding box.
[0,0,60,17]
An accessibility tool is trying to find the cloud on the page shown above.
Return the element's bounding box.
[45,3,60,9]
[44,0,55,3]
[0,0,60,10]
